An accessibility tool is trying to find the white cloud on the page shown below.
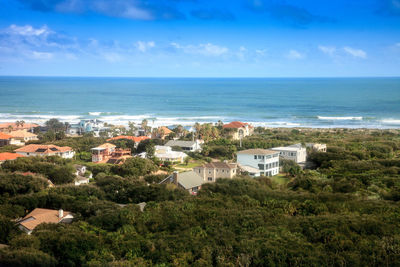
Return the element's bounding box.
[318,45,336,56]
[171,42,228,56]
[343,46,367,59]
[255,49,267,56]
[135,41,155,52]
[30,51,53,59]
[103,52,123,62]
[7,24,50,36]
[286,49,305,59]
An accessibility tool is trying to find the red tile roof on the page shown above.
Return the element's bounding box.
[0,152,25,161]
[0,122,38,130]
[107,135,150,143]
[0,132,12,140]
[14,144,73,154]
[223,121,252,129]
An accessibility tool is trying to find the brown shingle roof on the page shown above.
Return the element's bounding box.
[201,162,237,169]
[237,149,277,155]
[14,144,73,154]
[18,208,71,231]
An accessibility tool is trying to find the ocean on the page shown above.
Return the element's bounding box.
[0,77,399,129]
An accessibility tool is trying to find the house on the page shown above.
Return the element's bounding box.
[14,144,75,159]
[152,126,173,139]
[237,149,280,177]
[306,143,327,152]
[165,140,202,152]
[107,135,150,148]
[91,143,116,162]
[154,145,188,163]
[73,164,91,185]
[0,132,12,147]
[193,161,237,182]
[160,171,204,195]
[0,122,38,132]
[223,121,253,140]
[9,130,38,143]
[0,152,25,164]
[91,143,131,164]
[17,208,73,234]
[67,119,109,137]
[271,144,307,163]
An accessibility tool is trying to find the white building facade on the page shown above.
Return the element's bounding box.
[271,144,307,163]
[237,149,280,177]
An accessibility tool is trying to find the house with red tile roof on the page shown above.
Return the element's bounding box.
[14,144,75,158]
[9,130,38,143]
[0,132,12,147]
[0,152,25,164]
[152,126,173,139]
[17,208,73,234]
[107,135,150,143]
[223,121,254,140]
[0,122,38,132]
[91,143,131,164]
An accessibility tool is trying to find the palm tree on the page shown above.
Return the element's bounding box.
[194,122,201,140]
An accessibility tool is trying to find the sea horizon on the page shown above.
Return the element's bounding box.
[1,76,399,129]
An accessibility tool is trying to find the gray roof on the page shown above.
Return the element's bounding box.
[165,140,196,147]
[177,171,204,190]
[237,149,278,155]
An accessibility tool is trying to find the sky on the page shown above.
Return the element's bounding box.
[0,0,400,77]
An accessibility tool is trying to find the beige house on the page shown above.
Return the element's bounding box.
[17,208,73,234]
[193,161,237,182]
[306,143,327,152]
[223,121,253,140]
[9,130,38,143]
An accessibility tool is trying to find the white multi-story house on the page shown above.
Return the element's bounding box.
[237,149,280,177]
[67,119,109,137]
[271,144,307,163]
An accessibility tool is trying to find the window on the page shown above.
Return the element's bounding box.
[258,155,262,159]
[198,169,201,173]
[260,172,265,175]
[254,155,257,159]
[208,170,211,174]
[258,164,264,170]
[222,169,224,173]
[208,177,213,181]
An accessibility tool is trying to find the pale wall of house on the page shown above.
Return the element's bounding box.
[237,153,279,176]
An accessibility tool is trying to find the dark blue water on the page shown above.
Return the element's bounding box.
[0,77,399,128]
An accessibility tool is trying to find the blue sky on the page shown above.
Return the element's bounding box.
[0,0,400,77]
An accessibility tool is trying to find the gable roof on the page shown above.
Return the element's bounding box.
[18,208,72,231]
[9,130,38,138]
[177,171,204,190]
[223,121,252,129]
[165,140,196,147]
[0,152,25,161]
[159,126,172,135]
[14,144,73,154]
[0,132,12,140]
[107,135,150,143]
[237,149,278,155]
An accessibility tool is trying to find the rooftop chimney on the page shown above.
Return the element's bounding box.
[58,209,63,218]
[172,171,179,185]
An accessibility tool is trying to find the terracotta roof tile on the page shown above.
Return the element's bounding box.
[9,130,38,138]
[223,121,252,129]
[107,135,150,143]
[0,152,25,161]
[14,144,73,154]
[0,132,12,139]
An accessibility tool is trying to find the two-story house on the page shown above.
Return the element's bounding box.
[193,161,237,182]
[15,144,75,159]
[237,149,280,177]
[223,121,253,140]
[271,144,307,163]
